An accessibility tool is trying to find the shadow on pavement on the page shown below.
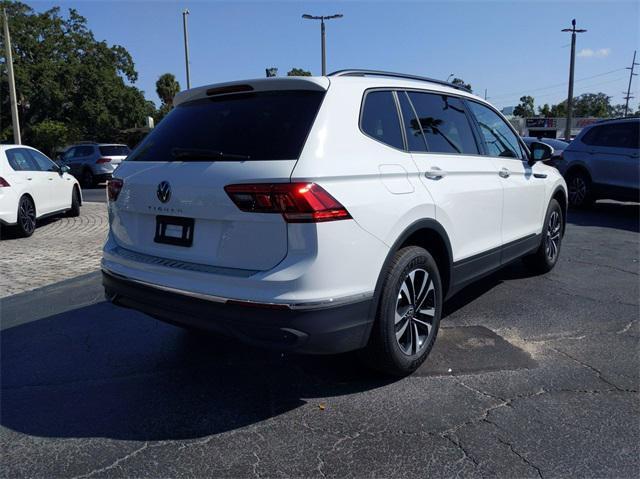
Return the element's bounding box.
[567,201,639,233]
[1,302,393,441]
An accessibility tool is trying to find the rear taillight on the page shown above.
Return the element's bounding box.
[107,178,123,202]
[224,183,351,223]
[96,158,111,164]
[0,177,9,187]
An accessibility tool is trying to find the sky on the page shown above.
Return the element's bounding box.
[27,0,640,111]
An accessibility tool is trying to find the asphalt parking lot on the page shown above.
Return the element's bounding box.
[1,201,638,478]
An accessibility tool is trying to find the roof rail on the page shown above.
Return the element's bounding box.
[328,69,472,93]
[595,116,639,123]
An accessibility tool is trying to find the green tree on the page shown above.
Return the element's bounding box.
[513,96,535,117]
[287,68,312,77]
[155,73,180,107]
[28,120,69,157]
[451,77,472,92]
[538,104,552,117]
[0,1,154,149]
[573,93,612,117]
[154,73,180,123]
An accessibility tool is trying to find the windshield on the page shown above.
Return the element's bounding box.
[99,145,131,156]
[128,90,325,162]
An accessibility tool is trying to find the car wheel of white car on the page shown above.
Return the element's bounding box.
[67,187,81,217]
[364,246,442,376]
[16,195,36,237]
[523,199,563,273]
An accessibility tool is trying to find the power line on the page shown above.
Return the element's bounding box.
[490,68,626,101]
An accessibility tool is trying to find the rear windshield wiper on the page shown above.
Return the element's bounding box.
[171,148,251,161]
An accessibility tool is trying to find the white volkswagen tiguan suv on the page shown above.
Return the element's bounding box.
[102,71,567,375]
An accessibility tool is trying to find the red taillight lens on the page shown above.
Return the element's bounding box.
[107,178,123,202]
[0,177,10,187]
[224,183,351,223]
[96,157,111,164]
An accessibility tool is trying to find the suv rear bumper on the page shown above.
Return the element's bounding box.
[102,269,374,354]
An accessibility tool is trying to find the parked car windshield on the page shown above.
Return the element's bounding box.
[127,90,325,162]
[99,145,130,156]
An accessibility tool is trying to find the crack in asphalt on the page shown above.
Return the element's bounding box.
[495,435,544,479]
[71,441,150,479]
[548,346,635,392]
[565,258,639,276]
[617,319,638,335]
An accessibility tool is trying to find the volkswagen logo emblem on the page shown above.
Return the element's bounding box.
[157,181,171,203]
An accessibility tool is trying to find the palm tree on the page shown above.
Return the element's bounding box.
[156,73,181,107]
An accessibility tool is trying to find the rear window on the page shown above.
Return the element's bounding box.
[99,145,130,156]
[128,90,325,162]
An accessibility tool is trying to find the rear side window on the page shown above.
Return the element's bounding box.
[582,122,640,148]
[99,145,131,156]
[6,148,39,171]
[128,90,325,162]
[407,92,479,155]
[74,146,94,157]
[467,101,524,159]
[360,91,404,150]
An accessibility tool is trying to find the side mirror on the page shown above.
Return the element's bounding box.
[529,141,554,163]
[60,165,71,174]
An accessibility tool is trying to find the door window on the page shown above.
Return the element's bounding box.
[29,149,59,172]
[467,101,524,159]
[5,148,40,171]
[407,92,479,155]
[360,90,404,150]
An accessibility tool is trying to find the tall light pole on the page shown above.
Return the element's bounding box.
[182,9,191,89]
[446,73,455,82]
[623,50,638,117]
[561,19,586,140]
[2,8,21,144]
[302,14,343,75]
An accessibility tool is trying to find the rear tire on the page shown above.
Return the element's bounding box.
[566,170,593,208]
[67,187,81,217]
[362,246,442,376]
[523,199,563,273]
[15,195,36,237]
[81,168,95,188]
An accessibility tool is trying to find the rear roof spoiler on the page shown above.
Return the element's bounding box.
[174,77,330,106]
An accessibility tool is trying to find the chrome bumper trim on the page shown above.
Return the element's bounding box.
[102,268,373,311]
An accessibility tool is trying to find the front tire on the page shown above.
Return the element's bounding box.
[67,187,81,217]
[523,199,563,273]
[15,195,36,237]
[363,246,442,376]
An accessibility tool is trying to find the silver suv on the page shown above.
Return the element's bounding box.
[61,143,130,187]
[558,118,639,207]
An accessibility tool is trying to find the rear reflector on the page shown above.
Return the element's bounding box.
[96,157,111,164]
[224,183,351,223]
[107,178,123,202]
[0,177,9,187]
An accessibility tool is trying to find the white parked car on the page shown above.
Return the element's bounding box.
[102,70,567,375]
[0,145,82,237]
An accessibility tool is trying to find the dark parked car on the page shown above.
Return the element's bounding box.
[554,118,639,207]
[60,142,131,187]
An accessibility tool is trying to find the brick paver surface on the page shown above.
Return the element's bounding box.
[0,203,108,298]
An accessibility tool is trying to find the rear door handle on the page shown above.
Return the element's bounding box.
[499,168,510,178]
[425,166,446,180]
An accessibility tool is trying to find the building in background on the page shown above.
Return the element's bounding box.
[508,117,601,140]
